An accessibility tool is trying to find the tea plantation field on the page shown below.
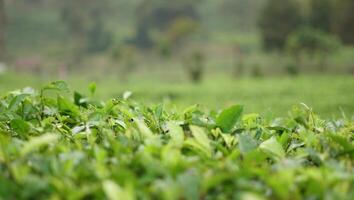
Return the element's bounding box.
[0,81,353,199]
[0,73,353,117]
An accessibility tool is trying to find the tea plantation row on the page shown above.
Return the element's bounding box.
[0,81,353,200]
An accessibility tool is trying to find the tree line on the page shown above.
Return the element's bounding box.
[0,0,353,64]
[258,0,354,50]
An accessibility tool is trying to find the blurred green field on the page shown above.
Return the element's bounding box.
[1,72,353,118]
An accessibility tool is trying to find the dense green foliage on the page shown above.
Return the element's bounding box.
[286,28,340,55]
[132,0,200,49]
[308,0,332,32]
[60,0,112,53]
[259,0,354,50]
[2,0,353,78]
[258,0,302,50]
[331,0,354,44]
[0,0,5,62]
[0,82,353,199]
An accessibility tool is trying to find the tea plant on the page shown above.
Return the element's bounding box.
[0,81,353,200]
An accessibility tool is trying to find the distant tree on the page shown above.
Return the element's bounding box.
[286,27,341,72]
[232,45,245,77]
[220,0,266,31]
[287,28,341,57]
[259,0,302,50]
[111,45,137,81]
[0,0,5,62]
[185,51,205,83]
[332,0,354,44]
[86,17,112,53]
[60,0,86,39]
[308,0,332,32]
[158,17,199,57]
[132,0,200,49]
[251,64,263,78]
[60,0,112,53]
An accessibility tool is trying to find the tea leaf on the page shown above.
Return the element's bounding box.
[10,119,30,136]
[21,134,59,156]
[259,137,285,159]
[216,105,243,133]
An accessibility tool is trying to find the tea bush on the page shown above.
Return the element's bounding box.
[0,81,353,200]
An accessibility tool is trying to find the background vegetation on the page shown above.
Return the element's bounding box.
[0,0,353,117]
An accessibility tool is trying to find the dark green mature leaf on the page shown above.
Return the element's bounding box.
[216,105,243,133]
[57,96,80,117]
[22,99,38,119]
[8,94,29,111]
[10,119,30,136]
[74,91,88,108]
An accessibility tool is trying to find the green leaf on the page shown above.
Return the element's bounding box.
[8,94,29,111]
[216,105,243,133]
[123,91,133,100]
[102,180,134,200]
[189,125,211,156]
[166,122,184,146]
[240,192,266,200]
[183,104,199,114]
[135,118,154,139]
[57,96,80,117]
[178,172,200,200]
[102,180,121,200]
[22,99,38,119]
[88,82,97,95]
[74,91,88,108]
[10,119,30,136]
[42,81,69,92]
[239,134,258,154]
[221,133,236,148]
[21,134,59,156]
[259,137,285,159]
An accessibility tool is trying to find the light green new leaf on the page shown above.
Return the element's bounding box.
[102,180,121,200]
[189,125,211,156]
[166,122,184,146]
[216,105,243,133]
[88,82,97,95]
[123,91,133,100]
[240,192,266,200]
[42,81,70,92]
[259,137,285,159]
[184,139,211,157]
[102,180,134,200]
[221,133,236,148]
[21,134,59,156]
[135,119,154,139]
